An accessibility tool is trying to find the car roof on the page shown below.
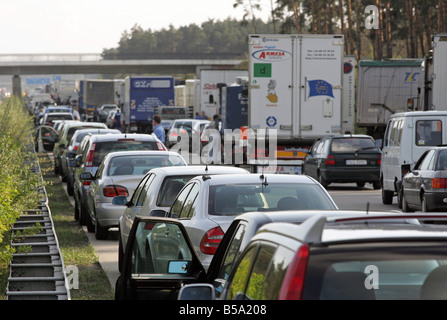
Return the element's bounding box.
[89,133,157,142]
[392,110,447,118]
[146,165,248,176]
[192,173,319,185]
[253,213,447,246]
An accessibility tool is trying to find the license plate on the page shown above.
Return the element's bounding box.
[346,159,367,165]
[256,165,302,175]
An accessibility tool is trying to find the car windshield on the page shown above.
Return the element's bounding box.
[331,138,377,153]
[157,175,197,207]
[93,141,158,166]
[303,242,447,300]
[107,155,185,176]
[208,183,336,216]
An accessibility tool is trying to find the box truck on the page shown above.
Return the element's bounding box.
[247,34,346,174]
[120,76,175,133]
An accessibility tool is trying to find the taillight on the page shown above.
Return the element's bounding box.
[103,185,129,197]
[74,146,78,151]
[432,178,447,189]
[200,227,224,255]
[156,142,166,150]
[325,155,335,165]
[377,154,381,165]
[85,143,96,167]
[83,181,92,186]
[279,244,309,300]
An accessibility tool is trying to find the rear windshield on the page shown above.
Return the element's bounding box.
[303,242,447,300]
[156,175,197,207]
[331,138,376,153]
[208,183,335,216]
[93,141,157,166]
[107,155,185,176]
[68,126,104,143]
[47,114,73,121]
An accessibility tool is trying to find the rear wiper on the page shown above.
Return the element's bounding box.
[355,146,379,153]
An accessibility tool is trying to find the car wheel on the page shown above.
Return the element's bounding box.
[74,199,80,221]
[356,182,366,188]
[382,188,393,205]
[118,234,124,273]
[80,202,89,226]
[397,187,403,209]
[421,195,429,213]
[67,182,74,196]
[94,210,108,240]
[372,181,381,190]
[318,172,329,188]
[402,192,414,213]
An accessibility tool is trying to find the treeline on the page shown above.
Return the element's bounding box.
[102,0,447,62]
[0,97,43,266]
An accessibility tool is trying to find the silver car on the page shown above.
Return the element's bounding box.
[168,173,338,270]
[83,150,187,240]
[114,165,249,270]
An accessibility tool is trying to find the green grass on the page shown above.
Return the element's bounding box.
[40,154,114,300]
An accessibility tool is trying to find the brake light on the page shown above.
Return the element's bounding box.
[103,185,129,197]
[279,244,309,300]
[156,142,166,150]
[74,146,78,151]
[433,178,447,189]
[377,154,381,165]
[85,143,96,167]
[325,155,335,165]
[200,227,224,255]
[83,181,92,186]
[117,139,135,142]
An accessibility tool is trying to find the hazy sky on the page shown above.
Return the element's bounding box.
[1,0,272,54]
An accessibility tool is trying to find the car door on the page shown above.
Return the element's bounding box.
[35,125,58,152]
[115,216,206,300]
[303,138,322,179]
[406,150,435,206]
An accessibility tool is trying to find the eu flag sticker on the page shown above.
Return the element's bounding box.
[308,80,334,98]
[253,63,272,77]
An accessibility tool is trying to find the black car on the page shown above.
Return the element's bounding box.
[401,146,447,212]
[303,134,381,189]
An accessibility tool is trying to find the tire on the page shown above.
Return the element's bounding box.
[95,211,109,240]
[74,199,80,221]
[118,235,124,273]
[80,202,88,226]
[372,181,381,190]
[382,188,393,205]
[356,182,366,188]
[421,195,429,213]
[67,182,74,196]
[402,192,414,212]
[86,209,95,233]
[397,187,403,209]
[318,171,329,188]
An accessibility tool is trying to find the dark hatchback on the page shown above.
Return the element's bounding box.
[402,146,447,212]
[303,134,381,189]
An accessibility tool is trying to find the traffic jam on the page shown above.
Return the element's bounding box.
[28,32,447,302]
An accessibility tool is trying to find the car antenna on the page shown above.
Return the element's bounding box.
[366,202,370,215]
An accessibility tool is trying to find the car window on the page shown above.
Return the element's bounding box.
[436,151,447,170]
[92,141,158,166]
[130,174,151,206]
[156,176,196,207]
[130,221,193,275]
[107,155,185,176]
[170,184,194,218]
[416,120,442,146]
[136,174,156,207]
[215,223,247,296]
[226,245,257,300]
[419,150,436,170]
[331,137,376,152]
[208,183,336,215]
[178,183,199,220]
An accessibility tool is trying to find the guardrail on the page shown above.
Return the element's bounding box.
[6,146,70,300]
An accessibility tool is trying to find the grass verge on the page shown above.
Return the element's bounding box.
[40,153,114,300]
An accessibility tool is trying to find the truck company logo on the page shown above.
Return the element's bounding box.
[132,79,172,89]
[203,83,217,90]
[404,72,419,82]
[308,79,335,98]
[252,49,291,62]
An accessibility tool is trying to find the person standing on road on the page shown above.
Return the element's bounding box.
[152,114,165,144]
[72,106,81,121]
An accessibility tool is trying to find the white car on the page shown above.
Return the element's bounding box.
[82,150,187,240]
[114,165,249,270]
[168,173,339,270]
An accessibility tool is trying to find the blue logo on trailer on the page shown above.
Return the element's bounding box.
[266,116,277,127]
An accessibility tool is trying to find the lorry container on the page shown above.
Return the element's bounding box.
[80,79,120,121]
[356,59,424,138]
[121,76,175,133]
[248,34,345,174]
[200,69,248,120]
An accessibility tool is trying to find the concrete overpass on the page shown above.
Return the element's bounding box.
[0,54,245,94]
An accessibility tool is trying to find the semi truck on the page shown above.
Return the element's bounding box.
[247,34,346,174]
[356,59,425,138]
[120,76,175,133]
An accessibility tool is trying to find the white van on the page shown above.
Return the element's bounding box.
[381,111,447,206]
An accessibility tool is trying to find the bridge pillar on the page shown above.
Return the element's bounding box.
[12,75,22,97]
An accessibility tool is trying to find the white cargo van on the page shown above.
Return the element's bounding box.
[381,111,447,206]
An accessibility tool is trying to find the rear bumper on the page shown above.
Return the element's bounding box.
[424,192,447,211]
[323,167,380,183]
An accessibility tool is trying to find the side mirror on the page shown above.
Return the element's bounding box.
[149,209,168,217]
[112,195,128,206]
[178,284,215,300]
[75,154,82,167]
[80,172,94,180]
